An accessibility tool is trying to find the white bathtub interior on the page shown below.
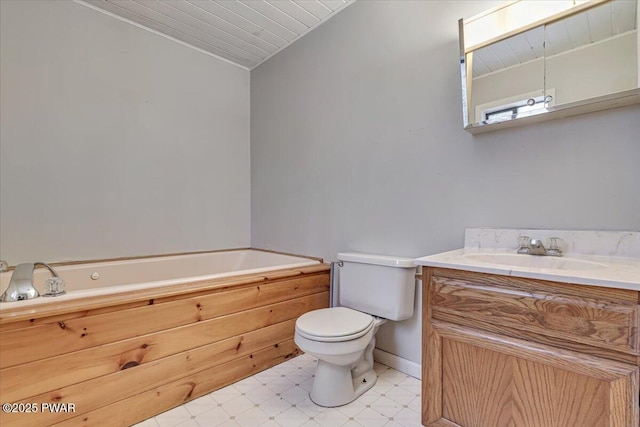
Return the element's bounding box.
[0,249,321,309]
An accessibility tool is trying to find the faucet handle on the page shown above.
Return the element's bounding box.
[0,261,8,272]
[43,277,66,297]
[547,237,563,256]
[517,236,530,254]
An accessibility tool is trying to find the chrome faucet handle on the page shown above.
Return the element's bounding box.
[43,277,66,297]
[516,236,530,254]
[546,237,563,257]
[35,262,66,297]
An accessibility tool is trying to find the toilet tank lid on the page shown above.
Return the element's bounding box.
[337,252,415,268]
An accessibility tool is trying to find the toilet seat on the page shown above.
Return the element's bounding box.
[296,307,374,342]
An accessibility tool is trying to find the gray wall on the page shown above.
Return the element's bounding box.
[0,0,250,263]
[251,1,640,364]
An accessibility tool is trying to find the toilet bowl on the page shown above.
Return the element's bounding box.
[294,307,385,407]
[293,252,416,407]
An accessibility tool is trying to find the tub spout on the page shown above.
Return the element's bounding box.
[1,262,63,302]
[1,263,39,302]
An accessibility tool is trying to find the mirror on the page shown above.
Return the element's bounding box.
[468,26,548,125]
[460,0,640,133]
[545,0,638,106]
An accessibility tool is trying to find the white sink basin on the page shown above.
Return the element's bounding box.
[462,253,608,271]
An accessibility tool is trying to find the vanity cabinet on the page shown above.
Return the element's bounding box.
[422,267,640,427]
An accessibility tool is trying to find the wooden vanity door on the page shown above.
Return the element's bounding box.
[423,319,639,427]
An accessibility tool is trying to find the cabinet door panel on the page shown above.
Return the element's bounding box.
[512,350,610,426]
[443,338,613,427]
[425,320,639,427]
[442,339,513,426]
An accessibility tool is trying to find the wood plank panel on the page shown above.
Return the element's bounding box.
[269,1,320,27]
[214,1,297,41]
[0,265,329,325]
[293,0,331,20]
[162,1,278,53]
[185,1,287,48]
[0,274,262,325]
[3,299,200,368]
[0,264,328,426]
[51,339,301,427]
[238,1,308,33]
[26,271,326,329]
[1,267,329,329]
[146,0,271,58]
[319,0,347,12]
[109,0,262,61]
[1,322,298,426]
[1,293,328,402]
[0,276,328,368]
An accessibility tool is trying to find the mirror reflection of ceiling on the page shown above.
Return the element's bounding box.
[472,0,638,78]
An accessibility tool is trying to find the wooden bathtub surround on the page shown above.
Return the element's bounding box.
[0,264,330,427]
[422,267,640,427]
[0,262,329,324]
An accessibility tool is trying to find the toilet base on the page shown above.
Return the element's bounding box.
[309,359,377,407]
[303,318,386,407]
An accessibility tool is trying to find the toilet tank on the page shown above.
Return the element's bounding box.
[337,252,416,321]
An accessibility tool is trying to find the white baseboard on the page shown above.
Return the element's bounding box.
[373,348,421,380]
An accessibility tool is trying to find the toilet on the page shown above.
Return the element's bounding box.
[294,252,416,407]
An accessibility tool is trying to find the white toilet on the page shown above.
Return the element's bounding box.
[294,252,416,407]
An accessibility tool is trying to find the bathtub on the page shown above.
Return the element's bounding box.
[0,249,330,427]
[0,248,323,312]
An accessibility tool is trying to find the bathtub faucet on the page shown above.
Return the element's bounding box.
[1,262,65,302]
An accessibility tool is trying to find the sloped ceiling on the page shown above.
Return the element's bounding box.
[81,0,354,69]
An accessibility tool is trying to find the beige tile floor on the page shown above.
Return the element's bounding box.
[134,354,422,427]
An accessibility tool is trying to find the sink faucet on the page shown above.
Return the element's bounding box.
[517,237,563,257]
[1,262,64,302]
[528,239,548,255]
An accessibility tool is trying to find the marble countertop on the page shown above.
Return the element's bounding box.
[415,248,640,291]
